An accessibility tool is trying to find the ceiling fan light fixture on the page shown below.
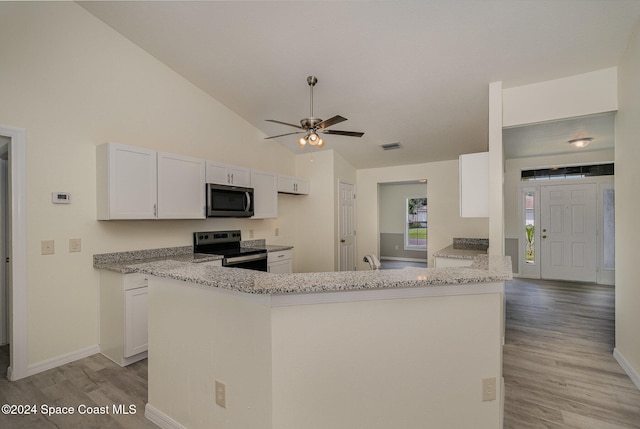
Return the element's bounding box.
[317,138,325,148]
[297,137,307,148]
[568,137,593,148]
[308,132,320,145]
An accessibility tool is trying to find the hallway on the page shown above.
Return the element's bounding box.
[503,278,640,428]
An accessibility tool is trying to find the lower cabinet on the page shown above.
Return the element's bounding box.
[268,249,293,274]
[124,286,148,358]
[99,271,149,366]
[434,256,474,268]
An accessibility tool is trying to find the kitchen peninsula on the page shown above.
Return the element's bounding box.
[98,252,511,429]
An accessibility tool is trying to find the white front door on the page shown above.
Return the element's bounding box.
[339,181,356,271]
[540,183,597,282]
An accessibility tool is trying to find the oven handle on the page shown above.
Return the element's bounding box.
[225,253,267,265]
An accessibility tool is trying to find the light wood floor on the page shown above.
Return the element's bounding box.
[504,278,640,428]
[0,346,156,428]
[1,278,639,428]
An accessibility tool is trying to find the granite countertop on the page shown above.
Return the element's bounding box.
[93,243,293,274]
[433,245,487,260]
[95,245,511,295]
[433,238,489,260]
[119,255,512,295]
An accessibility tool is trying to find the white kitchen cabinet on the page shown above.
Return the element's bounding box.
[97,142,157,220]
[434,256,474,268]
[278,175,310,195]
[268,249,293,274]
[157,152,206,219]
[125,286,148,358]
[459,152,489,217]
[206,161,251,187]
[251,169,278,219]
[99,271,148,366]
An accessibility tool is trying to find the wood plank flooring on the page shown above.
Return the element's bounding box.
[0,346,157,429]
[504,278,640,428]
[1,278,639,428]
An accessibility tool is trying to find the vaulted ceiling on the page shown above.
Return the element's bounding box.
[79,1,640,169]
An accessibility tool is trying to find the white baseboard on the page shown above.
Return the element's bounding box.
[145,404,186,429]
[25,344,100,378]
[614,348,640,391]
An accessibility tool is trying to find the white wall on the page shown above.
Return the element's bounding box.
[503,68,618,127]
[356,161,488,269]
[0,2,298,366]
[615,18,640,387]
[379,183,426,233]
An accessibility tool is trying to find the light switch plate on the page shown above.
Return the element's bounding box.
[41,240,55,255]
[69,238,81,253]
[215,380,226,408]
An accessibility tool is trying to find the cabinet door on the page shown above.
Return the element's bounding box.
[251,170,278,218]
[277,175,295,193]
[268,259,293,274]
[228,166,251,187]
[124,287,148,358]
[205,161,230,185]
[157,152,206,219]
[98,143,157,220]
[294,178,310,195]
[459,152,489,217]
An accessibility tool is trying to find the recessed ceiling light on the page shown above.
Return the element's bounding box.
[568,137,593,148]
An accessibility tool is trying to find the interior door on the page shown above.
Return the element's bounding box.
[540,183,597,282]
[339,181,356,271]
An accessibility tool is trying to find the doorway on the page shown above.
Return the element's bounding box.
[378,181,427,268]
[338,181,356,271]
[0,125,27,381]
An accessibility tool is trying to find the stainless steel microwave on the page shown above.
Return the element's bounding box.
[206,184,254,217]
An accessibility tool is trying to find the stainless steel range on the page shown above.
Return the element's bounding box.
[193,230,267,271]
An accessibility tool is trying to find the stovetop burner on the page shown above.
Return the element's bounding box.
[193,230,268,270]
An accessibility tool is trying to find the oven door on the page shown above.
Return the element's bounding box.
[207,184,254,217]
[224,253,268,271]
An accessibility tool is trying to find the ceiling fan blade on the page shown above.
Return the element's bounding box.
[315,115,347,129]
[265,119,304,129]
[321,130,365,138]
[264,131,305,139]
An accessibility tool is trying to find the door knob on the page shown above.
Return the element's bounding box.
[340,239,346,243]
[542,235,547,239]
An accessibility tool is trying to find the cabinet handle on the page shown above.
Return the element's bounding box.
[153,203,157,217]
[278,254,284,258]
[227,173,231,184]
[231,173,234,183]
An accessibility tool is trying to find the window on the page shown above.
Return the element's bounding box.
[521,163,614,181]
[524,191,535,264]
[405,197,427,250]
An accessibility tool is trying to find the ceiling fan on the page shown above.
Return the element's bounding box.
[265,76,364,148]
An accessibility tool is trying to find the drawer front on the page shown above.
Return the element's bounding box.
[124,273,149,290]
[268,249,292,263]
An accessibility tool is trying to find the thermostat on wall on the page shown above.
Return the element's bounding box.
[52,192,71,204]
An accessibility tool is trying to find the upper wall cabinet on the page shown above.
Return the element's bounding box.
[97,143,158,220]
[205,161,251,187]
[157,152,206,219]
[278,175,310,195]
[459,152,489,218]
[97,143,205,220]
[251,169,278,219]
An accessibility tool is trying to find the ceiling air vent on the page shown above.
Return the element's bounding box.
[380,142,402,151]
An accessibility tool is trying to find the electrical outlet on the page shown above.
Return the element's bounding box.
[482,377,496,401]
[41,240,55,255]
[215,380,226,408]
[69,238,81,253]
